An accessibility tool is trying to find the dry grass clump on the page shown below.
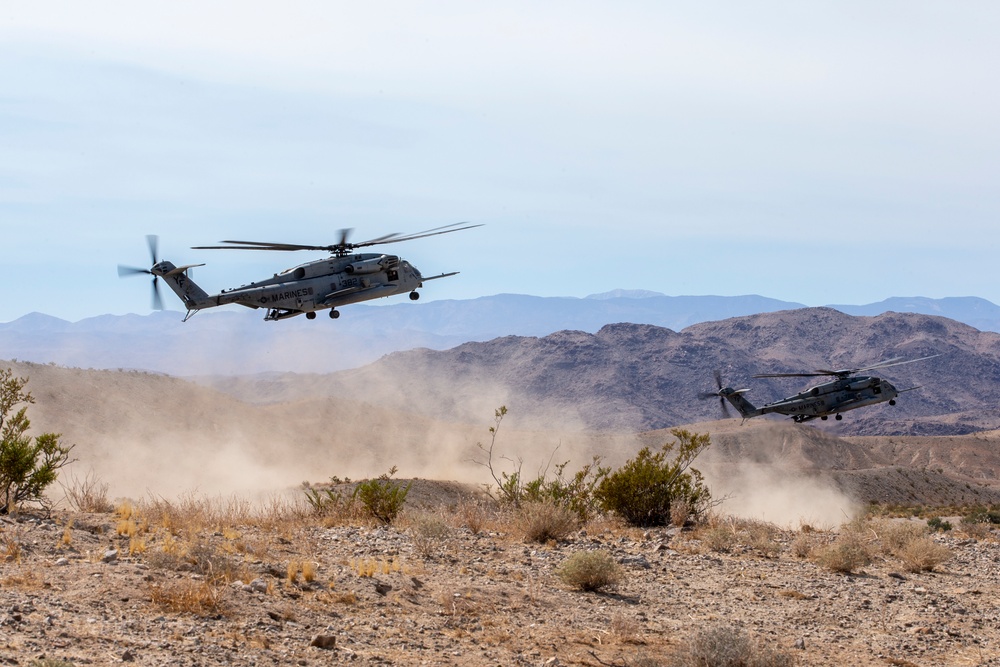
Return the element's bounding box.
[791,532,817,558]
[454,499,491,534]
[148,579,227,616]
[555,550,622,592]
[876,520,927,556]
[62,470,113,513]
[812,530,873,574]
[514,500,578,543]
[693,516,782,557]
[873,519,952,572]
[407,512,452,558]
[671,622,795,667]
[897,537,952,573]
[609,612,643,644]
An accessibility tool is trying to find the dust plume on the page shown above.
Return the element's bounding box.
[698,421,863,527]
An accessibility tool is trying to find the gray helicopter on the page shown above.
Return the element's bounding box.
[117,223,482,321]
[702,355,940,423]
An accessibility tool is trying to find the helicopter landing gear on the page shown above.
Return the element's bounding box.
[306,311,316,320]
[329,309,340,319]
[888,399,896,406]
[409,291,420,301]
[821,415,828,421]
[835,414,843,421]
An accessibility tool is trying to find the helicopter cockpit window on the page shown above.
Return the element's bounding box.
[388,270,399,282]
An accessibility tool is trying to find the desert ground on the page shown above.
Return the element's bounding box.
[2,477,1000,666]
[3,361,1000,665]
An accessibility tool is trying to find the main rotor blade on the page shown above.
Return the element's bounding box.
[192,240,333,251]
[853,354,940,373]
[192,222,483,253]
[353,222,483,248]
[753,372,833,378]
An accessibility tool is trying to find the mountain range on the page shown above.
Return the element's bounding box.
[3,292,1000,375]
[198,307,1000,438]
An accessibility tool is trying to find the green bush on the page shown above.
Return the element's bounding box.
[555,550,622,592]
[0,368,74,511]
[352,466,411,525]
[595,429,711,527]
[474,406,609,520]
[927,516,952,532]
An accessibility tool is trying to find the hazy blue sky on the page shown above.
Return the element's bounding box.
[2,2,998,322]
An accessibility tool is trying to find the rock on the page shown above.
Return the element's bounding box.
[374,581,392,596]
[55,557,69,566]
[102,549,118,563]
[122,648,136,662]
[310,634,337,650]
[794,637,806,650]
[247,578,268,593]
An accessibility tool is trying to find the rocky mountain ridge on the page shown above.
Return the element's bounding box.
[206,308,1000,437]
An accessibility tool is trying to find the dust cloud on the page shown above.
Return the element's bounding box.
[12,360,864,526]
[698,422,862,528]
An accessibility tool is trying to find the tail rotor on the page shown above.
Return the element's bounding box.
[117,234,164,310]
[698,370,732,418]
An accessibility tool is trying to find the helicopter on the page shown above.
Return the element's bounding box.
[701,355,940,423]
[117,223,482,322]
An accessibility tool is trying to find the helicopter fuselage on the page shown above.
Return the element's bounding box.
[152,252,425,321]
[759,375,899,422]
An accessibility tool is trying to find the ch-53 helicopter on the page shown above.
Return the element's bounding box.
[701,355,940,423]
[117,223,482,322]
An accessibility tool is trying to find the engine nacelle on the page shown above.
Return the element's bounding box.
[847,378,875,391]
[345,256,392,275]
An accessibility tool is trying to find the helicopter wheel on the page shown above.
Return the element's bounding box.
[835,414,843,421]
[821,415,828,421]
[409,291,420,301]
[306,311,316,320]
[329,309,340,319]
[889,399,896,406]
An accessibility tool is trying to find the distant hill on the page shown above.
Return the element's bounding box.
[2,293,999,375]
[208,308,1000,437]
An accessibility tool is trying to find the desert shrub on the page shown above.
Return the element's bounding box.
[926,516,952,532]
[555,550,622,592]
[595,429,711,527]
[898,537,952,573]
[812,531,873,574]
[962,507,1000,525]
[671,622,795,667]
[515,500,578,543]
[62,470,113,513]
[303,484,351,515]
[474,406,608,519]
[352,466,412,525]
[0,369,74,511]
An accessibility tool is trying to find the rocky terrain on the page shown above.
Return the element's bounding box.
[2,484,1000,666]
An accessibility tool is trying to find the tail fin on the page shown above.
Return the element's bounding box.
[720,388,762,419]
[152,261,210,308]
